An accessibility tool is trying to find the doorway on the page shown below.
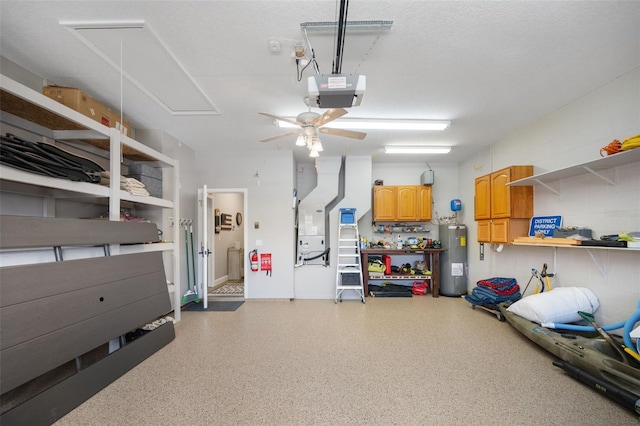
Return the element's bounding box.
[198,186,248,303]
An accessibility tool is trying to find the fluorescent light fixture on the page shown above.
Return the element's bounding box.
[300,21,393,32]
[384,146,451,154]
[275,119,450,131]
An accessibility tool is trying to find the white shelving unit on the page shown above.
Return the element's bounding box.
[0,74,182,320]
[511,241,637,277]
[507,148,640,194]
[506,147,640,276]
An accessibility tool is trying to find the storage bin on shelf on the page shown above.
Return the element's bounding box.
[340,208,356,224]
[127,162,163,198]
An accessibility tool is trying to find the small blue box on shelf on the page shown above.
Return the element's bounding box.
[339,208,356,224]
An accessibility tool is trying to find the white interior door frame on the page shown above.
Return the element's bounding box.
[197,185,210,309]
[198,186,249,301]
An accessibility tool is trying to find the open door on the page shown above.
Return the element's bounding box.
[198,185,212,309]
[198,186,248,301]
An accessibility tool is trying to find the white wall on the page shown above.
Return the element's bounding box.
[461,67,640,325]
[294,155,373,299]
[196,150,296,299]
[295,162,318,201]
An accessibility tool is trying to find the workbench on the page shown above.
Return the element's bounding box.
[361,249,444,297]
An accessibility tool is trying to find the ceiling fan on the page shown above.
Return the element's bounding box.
[258,108,366,156]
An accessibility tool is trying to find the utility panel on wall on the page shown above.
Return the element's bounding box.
[420,170,434,186]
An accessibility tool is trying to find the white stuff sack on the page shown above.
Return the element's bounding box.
[507,287,599,325]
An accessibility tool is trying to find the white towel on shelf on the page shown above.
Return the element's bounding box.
[99,171,129,188]
[123,177,150,196]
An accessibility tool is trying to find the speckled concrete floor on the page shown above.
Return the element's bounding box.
[55,297,634,425]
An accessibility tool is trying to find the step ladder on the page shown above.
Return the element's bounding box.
[335,208,365,303]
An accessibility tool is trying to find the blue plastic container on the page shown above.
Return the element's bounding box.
[339,208,356,224]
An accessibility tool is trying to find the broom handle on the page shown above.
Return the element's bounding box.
[184,224,191,290]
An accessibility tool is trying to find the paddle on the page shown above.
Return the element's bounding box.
[578,311,630,365]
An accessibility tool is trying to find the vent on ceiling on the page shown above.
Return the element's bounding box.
[61,20,219,116]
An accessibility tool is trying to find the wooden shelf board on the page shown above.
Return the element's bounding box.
[512,237,579,246]
[1,89,152,161]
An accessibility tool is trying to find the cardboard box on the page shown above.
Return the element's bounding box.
[43,86,130,136]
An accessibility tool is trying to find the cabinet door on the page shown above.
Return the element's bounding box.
[418,185,432,221]
[396,186,418,221]
[490,168,511,218]
[373,186,396,221]
[490,218,509,243]
[474,175,491,220]
[477,220,491,242]
[491,218,530,243]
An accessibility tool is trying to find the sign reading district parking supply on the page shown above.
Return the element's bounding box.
[529,215,562,237]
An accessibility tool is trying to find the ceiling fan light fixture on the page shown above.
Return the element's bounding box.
[259,108,361,157]
[276,118,450,131]
[309,150,320,158]
[384,146,451,154]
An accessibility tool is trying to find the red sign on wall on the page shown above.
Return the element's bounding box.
[260,253,272,271]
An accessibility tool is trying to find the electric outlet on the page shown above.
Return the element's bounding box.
[268,39,281,53]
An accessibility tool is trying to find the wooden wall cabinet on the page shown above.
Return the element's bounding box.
[373,185,432,222]
[418,185,433,221]
[373,186,396,221]
[474,166,533,243]
[396,186,418,221]
[474,175,491,220]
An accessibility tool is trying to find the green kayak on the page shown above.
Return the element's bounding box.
[498,303,640,396]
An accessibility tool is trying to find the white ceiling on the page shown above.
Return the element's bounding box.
[1,1,638,165]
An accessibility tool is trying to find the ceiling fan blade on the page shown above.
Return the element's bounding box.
[312,108,348,127]
[319,127,367,140]
[259,130,300,143]
[258,112,300,127]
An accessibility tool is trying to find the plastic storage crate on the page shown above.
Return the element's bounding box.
[339,208,356,224]
[341,272,361,285]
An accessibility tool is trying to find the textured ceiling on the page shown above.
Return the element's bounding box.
[1,1,638,165]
